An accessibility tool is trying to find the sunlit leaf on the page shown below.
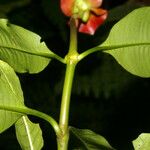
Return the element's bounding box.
[0,60,44,148]
[132,133,150,150]
[0,19,55,73]
[101,7,150,77]
[70,126,115,150]
[0,60,23,133]
[15,116,43,150]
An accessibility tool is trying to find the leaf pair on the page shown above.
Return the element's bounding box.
[0,7,150,80]
[0,5,149,150]
[0,19,57,150]
[0,11,65,149]
[0,60,43,150]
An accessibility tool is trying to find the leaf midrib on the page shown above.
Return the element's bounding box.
[22,116,34,150]
[101,42,150,51]
[71,128,90,150]
[0,45,53,59]
[0,65,16,95]
[79,42,150,61]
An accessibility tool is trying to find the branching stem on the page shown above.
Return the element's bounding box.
[0,105,62,137]
[57,18,79,150]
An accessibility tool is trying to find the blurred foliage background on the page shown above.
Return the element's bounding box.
[0,0,150,149]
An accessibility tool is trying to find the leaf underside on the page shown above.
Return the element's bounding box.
[0,19,54,73]
[70,126,115,150]
[0,60,23,133]
[15,116,43,150]
[0,60,44,149]
[101,7,150,77]
[132,133,150,150]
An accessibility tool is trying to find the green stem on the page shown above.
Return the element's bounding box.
[36,52,65,64]
[78,46,102,61]
[59,64,76,133]
[53,53,66,64]
[67,18,78,56]
[7,46,66,64]
[0,105,62,137]
[78,43,150,61]
[58,63,76,150]
[58,18,78,150]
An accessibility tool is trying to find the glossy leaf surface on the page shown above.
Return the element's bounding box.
[0,60,23,133]
[101,7,150,77]
[133,133,150,150]
[70,127,115,150]
[0,19,54,73]
[15,116,43,150]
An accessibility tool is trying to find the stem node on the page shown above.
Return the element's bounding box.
[58,17,78,150]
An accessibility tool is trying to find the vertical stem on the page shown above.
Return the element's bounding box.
[57,18,78,150]
[59,64,76,132]
[57,63,76,150]
[68,18,78,55]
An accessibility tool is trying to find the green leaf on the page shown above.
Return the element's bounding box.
[15,116,43,150]
[0,19,55,73]
[132,133,150,150]
[0,60,23,133]
[0,60,44,148]
[70,127,115,150]
[101,7,150,77]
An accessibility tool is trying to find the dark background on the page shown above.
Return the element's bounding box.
[0,0,150,149]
